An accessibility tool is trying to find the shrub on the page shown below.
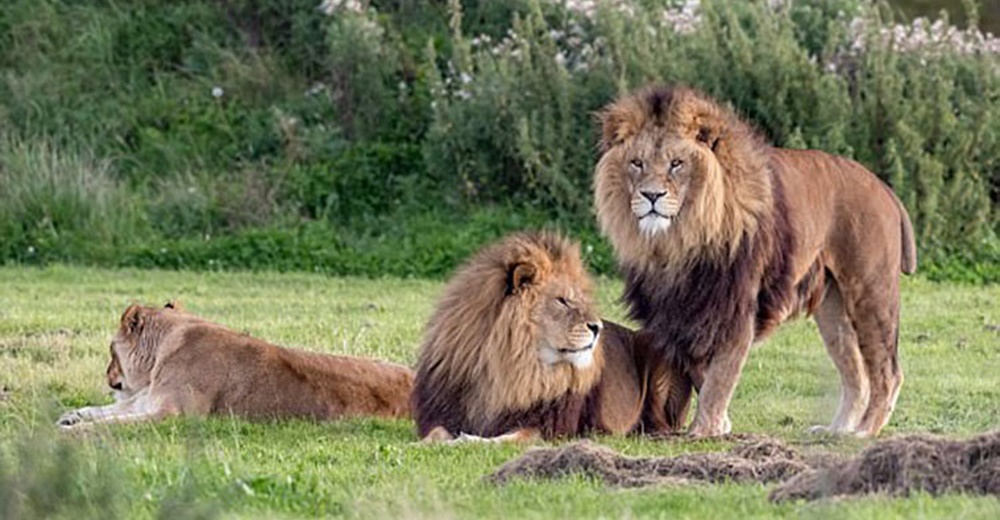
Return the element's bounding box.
[0,0,996,282]
[425,0,998,276]
[0,135,145,263]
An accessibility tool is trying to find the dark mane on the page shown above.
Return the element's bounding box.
[622,176,802,368]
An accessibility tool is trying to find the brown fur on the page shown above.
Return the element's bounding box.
[58,303,413,429]
[595,86,917,437]
[411,231,690,441]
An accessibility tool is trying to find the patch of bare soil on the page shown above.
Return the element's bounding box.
[488,437,836,488]
[770,431,1000,502]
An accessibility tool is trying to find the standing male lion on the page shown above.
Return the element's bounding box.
[594,86,917,438]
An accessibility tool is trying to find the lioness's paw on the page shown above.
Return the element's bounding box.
[57,410,84,428]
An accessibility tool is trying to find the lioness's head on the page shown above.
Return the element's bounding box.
[415,231,606,422]
[106,301,185,396]
[594,85,773,266]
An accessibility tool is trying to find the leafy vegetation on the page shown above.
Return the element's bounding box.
[1,266,998,517]
[0,0,997,281]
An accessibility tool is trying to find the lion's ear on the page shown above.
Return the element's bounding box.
[164,300,183,311]
[599,102,643,152]
[506,262,538,296]
[696,125,720,152]
[120,304,145,335]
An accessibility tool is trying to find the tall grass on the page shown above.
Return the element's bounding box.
[0,135,144,262]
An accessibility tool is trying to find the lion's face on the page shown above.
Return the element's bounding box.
[622,133,703,237]
[598,130,708,239]
[531,274,603,369]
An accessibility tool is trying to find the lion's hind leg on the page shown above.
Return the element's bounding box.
[812,280,870,435]
[851,278,904,437]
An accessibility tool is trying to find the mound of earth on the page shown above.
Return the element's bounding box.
[770,431,1000,502]
[489,431,1000,502]
[488,437,830,488]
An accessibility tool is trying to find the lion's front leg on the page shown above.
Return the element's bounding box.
[687,332,753,438]
[422,427,541,444]
[452,428,541,444]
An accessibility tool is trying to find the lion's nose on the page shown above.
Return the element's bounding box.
[641,191,666,203]
[586,322,602,336]
[110,381,123,391]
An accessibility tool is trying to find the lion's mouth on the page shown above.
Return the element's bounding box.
[540,339,598,369]
[637,212,673,235]
[556,342,594,354]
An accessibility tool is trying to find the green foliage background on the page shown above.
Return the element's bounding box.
[0,0,997,281]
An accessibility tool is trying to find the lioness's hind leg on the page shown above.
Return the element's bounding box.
[813,281,869,434]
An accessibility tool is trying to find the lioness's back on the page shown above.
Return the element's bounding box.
[155,319,413,420]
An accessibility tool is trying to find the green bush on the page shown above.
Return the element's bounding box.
[424,0,998,278]
[0,0,996,281]
[0,135,146,262]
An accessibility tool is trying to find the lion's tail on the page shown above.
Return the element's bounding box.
[890,190,918,275]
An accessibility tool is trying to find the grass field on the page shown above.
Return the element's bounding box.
[1,265,998,518]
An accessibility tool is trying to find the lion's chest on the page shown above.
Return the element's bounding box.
[624,249,797,362]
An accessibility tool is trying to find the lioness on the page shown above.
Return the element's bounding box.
[411,231,690,442]
[595,86,916,437]
[58,303,414,429]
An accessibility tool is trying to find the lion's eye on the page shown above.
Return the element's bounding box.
[556,297,570,308]
[670,158,684,169]
[629,158,643,169]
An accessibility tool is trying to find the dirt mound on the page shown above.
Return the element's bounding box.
[770,431,1000,502]
[488,437,818,487]
[489,432,1000,501]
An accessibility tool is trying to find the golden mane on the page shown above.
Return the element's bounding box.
[595,86,774,270]
[412,231,604,435]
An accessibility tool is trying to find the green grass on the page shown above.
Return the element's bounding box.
[0,265,998,518]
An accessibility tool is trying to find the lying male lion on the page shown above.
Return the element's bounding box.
[594,86,917,437]
[58,303,413,429]
[411,231,691,442]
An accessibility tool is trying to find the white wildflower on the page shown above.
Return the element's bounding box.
[211,86,224,98]
[318,0,364,15]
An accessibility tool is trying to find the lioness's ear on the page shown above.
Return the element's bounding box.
[506,262,537,296]
[164,300,183,311]
[120,304,145,335]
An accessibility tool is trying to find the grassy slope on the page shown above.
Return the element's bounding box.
[0,266,998,518]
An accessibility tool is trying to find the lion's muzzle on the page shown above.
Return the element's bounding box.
[632,190,678,236]
[540,321,602,369]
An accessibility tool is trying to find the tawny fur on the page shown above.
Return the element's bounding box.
[595,85,916,438]
[411,231,690,441]
[58,303,413,429]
